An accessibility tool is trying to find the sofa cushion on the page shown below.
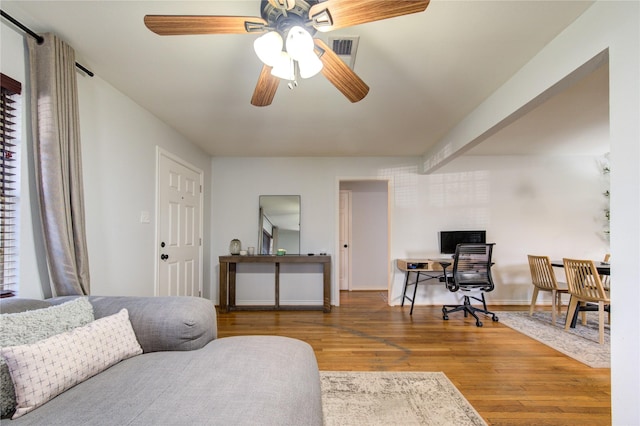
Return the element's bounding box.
[0,299,52,314]
[4,336,322,425]
[0,298,94,418]
[50,296,217,352]
[1,309,142,419]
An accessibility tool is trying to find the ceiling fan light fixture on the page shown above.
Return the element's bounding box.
[285,26,314,61]
[270,51,295,81]
[298,53,323,79]
[254,31,283,66]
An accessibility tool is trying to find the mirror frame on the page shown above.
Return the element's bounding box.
[258,195,301,255]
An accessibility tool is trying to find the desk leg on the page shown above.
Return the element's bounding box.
[229,262,236,309]
[410,272,421,315]
[323,261,331,313]
[401,271,410,306]
[219,261,228,313]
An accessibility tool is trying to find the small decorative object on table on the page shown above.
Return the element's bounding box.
[276,248,286,256]
[229,239,241,255]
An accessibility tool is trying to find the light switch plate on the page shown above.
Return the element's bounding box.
[140,211,150,224]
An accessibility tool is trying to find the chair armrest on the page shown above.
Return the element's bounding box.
[49,296,217,353]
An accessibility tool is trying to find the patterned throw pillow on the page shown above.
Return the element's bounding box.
[1,308,143,419]
[0,297,94,418]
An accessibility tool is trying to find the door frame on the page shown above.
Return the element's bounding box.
[339,190,353,291]
[335,177,393,306]
[154,147,204,296]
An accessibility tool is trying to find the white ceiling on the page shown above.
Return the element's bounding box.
[1,0,608,158]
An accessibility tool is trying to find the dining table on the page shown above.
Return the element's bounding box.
[550,260,610,276]
[550,259,610,328]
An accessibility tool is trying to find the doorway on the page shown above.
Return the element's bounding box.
[156,148,204,297]
[338,179,391,305]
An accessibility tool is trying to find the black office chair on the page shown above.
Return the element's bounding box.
[442,243,499,327]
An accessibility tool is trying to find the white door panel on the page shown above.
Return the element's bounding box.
[157,150,203,297]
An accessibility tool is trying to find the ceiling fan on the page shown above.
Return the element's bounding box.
[144,0,430,107]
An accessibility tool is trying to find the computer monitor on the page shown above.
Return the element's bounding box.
[439,230,486,254]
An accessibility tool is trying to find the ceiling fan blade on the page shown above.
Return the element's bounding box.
[309,0,430,32]
[268,0,296,11]
[251,65,280,107]
[144,15,268,35]
[314,39,369,103]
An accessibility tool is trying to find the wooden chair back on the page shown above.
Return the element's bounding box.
[601,254,611,291]
[527,255,561,291]
[563,258,610,302]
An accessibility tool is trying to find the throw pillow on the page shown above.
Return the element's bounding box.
[1,308,142,419]
[0,297,94,418]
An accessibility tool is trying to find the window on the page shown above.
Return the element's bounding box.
[0,73,22,298]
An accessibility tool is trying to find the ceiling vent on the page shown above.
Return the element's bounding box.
[328,36,360,70]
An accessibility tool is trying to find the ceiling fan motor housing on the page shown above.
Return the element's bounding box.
[261,0,318,37]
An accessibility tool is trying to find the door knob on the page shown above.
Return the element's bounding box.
[344,244,348,248]
[161,254,169,260]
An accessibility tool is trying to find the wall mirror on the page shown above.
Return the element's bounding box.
[258,195,300,255]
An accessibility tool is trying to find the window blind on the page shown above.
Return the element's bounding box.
[0,73,22,298]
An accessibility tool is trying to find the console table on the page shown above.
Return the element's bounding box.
[219,255,331,313]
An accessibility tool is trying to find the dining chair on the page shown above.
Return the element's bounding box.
[601,253,611,324]
[563,258,610,344]
[442,243,499,327]
[601,253,611,292]
[527,255,569,325]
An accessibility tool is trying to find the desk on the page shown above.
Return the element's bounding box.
[397,258,452,314]
[550,260,610,328]
[219,255,331,313]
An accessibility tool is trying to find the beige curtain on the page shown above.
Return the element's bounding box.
[27,33,90,296]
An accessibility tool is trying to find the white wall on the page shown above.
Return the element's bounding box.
[421,2,639,422]
[212,157,412,304]
[78,76,212,297]
[211,155,608,308]
[1,22,213,299]
[434,156,609,303]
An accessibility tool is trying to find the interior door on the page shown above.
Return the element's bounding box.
[339,190,352,290]
[157,150,203,297]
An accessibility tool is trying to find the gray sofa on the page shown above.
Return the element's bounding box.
[0,296,323,425]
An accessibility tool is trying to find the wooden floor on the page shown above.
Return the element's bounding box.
[217,291,611,425]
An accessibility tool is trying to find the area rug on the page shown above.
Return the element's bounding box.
[496,310,610,368]
[320,371,487,426]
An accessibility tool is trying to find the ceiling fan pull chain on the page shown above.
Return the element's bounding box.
[288,61,299,90]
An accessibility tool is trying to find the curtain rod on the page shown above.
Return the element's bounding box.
[1,10,94,77]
